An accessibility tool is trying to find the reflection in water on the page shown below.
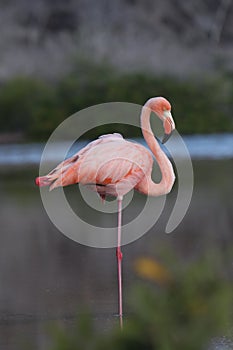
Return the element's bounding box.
[0,159,232,349]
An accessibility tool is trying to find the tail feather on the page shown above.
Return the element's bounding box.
[35,176,54,187]
[35,153,80,190]
[35,164,78,190]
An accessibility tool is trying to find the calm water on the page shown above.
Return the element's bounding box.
[0,135,232,349]
[0,134,232,165]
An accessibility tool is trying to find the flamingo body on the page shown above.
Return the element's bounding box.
[36,96,176,328]
[37,133,153,198]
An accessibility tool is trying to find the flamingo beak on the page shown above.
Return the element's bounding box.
[162,110,175,144]
[162,132,173,144]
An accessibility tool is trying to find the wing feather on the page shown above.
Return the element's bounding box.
[39,133,152,194]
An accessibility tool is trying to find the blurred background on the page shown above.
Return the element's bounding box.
[0,0,232,349]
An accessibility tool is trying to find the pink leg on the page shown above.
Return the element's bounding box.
[116,196,123,329]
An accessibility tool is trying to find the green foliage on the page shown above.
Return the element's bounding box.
[0,62,233,141]
[57,59,115,115]
[49,254,233,350]
[50,314,97,350]
[0,77,64,139]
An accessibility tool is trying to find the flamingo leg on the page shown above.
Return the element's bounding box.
[116,196,123,329]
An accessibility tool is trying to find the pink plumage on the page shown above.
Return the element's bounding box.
[36,97,176,328]
[36,132,154,198]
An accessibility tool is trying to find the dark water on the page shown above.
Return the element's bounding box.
[0,159,232,349]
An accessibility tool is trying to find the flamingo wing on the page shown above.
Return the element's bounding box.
[37,133,124,188]
[37,133,153,196]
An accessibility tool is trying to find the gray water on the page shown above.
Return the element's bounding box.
[0,136,232,349]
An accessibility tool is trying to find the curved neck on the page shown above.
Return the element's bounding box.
[139,105,175,196]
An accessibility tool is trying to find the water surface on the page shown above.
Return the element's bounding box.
[0,138,232,349]
[0,134,232,165]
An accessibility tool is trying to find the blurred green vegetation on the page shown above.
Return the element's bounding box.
[49,253,233,350]
[0,60,233,141]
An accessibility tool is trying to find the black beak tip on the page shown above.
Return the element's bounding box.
[162,129,175,143]
[162,133,171,144]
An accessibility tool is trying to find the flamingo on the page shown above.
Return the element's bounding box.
[35,97,176,328]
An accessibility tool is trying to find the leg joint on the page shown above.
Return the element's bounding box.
[116,248,123,260]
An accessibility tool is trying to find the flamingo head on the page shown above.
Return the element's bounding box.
[146,97,175,143]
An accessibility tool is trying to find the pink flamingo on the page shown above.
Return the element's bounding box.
[36,97,176,328]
